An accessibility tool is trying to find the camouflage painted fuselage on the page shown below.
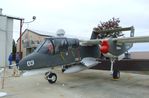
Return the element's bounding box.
[19,37,100,70]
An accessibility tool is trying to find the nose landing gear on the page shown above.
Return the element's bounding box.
[45,72,57,84]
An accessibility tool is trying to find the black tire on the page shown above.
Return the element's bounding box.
[47,73,57,84]
[62,69,65,72]
[113,70,120,79]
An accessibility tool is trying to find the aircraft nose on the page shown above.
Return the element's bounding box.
[19,53,50,70]
[19,53,36,70]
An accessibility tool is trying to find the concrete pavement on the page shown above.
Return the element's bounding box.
[0,68,149,98]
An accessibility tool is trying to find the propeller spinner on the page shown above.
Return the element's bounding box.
[100,40,110,54]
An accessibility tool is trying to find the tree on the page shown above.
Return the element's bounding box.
[93,17,123,38]
[12,39,16,61]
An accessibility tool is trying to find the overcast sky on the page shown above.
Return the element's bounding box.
[1,0,149,51]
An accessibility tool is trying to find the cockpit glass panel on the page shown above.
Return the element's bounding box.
[34,40,46,52]
[36,39,54,54]
[53,38,68,53]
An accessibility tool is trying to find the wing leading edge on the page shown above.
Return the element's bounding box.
[112,36,149,43]
[80,36,149,46]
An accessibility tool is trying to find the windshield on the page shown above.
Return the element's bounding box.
[34,39,54,54]
[34,40,46,53]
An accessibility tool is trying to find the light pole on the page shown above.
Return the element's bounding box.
[19,16,36,58]
[1,15,36,89]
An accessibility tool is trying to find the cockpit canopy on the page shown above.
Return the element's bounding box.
[34,37,79,54]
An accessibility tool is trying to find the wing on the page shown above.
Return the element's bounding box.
[80,36,149,46]
[112,36,149,43]
[80,39,102,46]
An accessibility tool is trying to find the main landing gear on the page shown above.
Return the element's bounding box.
[45,72,57,84]
[112,70,120,79]
[110,59,120,80]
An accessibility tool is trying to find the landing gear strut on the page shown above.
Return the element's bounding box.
[112,70,120,79]
[110,59,120,79]
[45,72,57,84]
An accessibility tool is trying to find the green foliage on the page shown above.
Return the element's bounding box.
[12,39,16,60]
[93,17,123,38]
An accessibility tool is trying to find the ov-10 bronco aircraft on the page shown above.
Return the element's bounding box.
[19,26,149,83]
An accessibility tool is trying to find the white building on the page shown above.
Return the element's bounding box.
[0,9,22,67]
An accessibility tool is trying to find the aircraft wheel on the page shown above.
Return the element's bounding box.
[113,70,120,79]
[47,73,57,84]
[62,68,65,72]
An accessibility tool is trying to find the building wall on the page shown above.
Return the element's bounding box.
[17,30,48,57]
[130,51,149,59]
[0,15,13,67]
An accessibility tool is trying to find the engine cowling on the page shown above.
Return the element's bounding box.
[100,40,110,54]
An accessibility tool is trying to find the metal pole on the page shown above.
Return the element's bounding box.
[1,67,6,89]
[19,19,23,58]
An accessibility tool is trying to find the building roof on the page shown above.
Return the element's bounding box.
[0,13,24,20]
[17,29,53,42]
[0,8,23,20]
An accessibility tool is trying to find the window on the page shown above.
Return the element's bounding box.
[53,38,68,53]
[35,39,54,54]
